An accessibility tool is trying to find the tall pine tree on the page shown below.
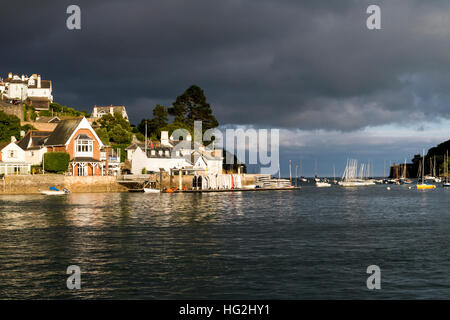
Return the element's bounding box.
[169,85,219,132]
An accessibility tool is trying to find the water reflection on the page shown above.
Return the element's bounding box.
[1,187,450,299]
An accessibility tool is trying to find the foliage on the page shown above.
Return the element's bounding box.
[109,125,132,144]
[97,113,133,145]
[43,152,70,173]
[169,85,219,132]
[95,128,110,144]
[0,111,21,142]
[138,104,169,139]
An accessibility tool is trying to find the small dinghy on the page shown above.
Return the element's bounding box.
[40,186,71,195]
[143,188,160,193]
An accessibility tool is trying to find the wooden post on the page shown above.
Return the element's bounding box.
[179,169,182,190]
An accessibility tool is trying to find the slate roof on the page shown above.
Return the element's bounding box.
[17,131,52,150]
[44,118,83,146]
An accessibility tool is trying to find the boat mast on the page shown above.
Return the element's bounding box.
[289,160,292,184]
[422,149,425,184]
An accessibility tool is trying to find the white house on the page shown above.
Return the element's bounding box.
[1,73,53,110]
[0,137,31,175]
[127,130,224,175]
[17,131,52,165]
[91,105,129,121]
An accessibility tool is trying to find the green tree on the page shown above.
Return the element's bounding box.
[138,104,169,139]
[99,112,131,132]
[109,124,132,144]
[170,85,219,132]
[95,128,110,144]
[0,111,21,142]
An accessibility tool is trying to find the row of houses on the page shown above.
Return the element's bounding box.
[0,73,53,110]
[0,117,224,177]
[0,117,117,176]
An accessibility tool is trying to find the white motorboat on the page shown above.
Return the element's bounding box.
[316,182,331,187]
[143,188,160,193]
[40,187,71,195]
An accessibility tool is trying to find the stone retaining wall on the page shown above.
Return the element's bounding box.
[0,175,128,194]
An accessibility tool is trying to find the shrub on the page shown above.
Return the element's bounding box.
[43,152,70,173]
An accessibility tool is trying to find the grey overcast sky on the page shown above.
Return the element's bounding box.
[2,0,450,176]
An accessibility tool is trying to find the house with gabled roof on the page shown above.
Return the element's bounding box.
[91,105,128,121]
[17,130,52,165]
[44,117,108,176]
[0,137,31,175]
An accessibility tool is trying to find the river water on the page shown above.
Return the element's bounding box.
[1,185,450,299]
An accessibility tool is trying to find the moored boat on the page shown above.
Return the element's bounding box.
[40,187,71,195]
[417,150,436,190]
[316,181,331,188]
[143,188,160,193]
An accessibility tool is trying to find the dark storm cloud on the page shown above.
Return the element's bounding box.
[2,0,450,129]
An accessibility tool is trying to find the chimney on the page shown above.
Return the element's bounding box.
[37,75,41,88]
[11,136,16,143]
[8,72,12,79]
[21,75,25,81]
[161,131,169,145]
[20,130,25,137]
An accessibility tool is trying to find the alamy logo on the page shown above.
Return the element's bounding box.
[66,5,81,30]
[66,265,81,289]
[366,5,381,30]
[366,265,381,290]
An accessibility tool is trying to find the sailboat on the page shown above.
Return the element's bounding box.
[417,150,436,190]
[399,159,412,184]
[338,159,375,187]
[314,160,331,187]
[332,165,338,184]
[444,150,450,188]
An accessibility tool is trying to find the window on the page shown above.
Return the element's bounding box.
[75,137,93,157]
[165,150,170,157]
[158,150,163,156]
[77,140,93,153]
[151,150,156,156]
[9,150,16,158]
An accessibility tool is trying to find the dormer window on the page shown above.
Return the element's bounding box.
[75,134,93,157]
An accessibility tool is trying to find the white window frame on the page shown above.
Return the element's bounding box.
[75,139,93,157]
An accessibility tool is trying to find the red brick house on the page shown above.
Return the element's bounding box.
[44,117,108,176]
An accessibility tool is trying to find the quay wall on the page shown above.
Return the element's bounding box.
[0,175,128,194]
[160,173,263,189]
[0,173,266,194]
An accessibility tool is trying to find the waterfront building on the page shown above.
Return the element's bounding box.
[1,73,53,110]
[91,105,129,121]
[128,130,223,175]
[44,117,108,176]
[17,131,52,165]
[0,137,31,175]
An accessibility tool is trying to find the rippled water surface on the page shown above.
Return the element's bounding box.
[1,185,450,299]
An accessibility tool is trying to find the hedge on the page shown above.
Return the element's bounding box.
[43,152,70,173]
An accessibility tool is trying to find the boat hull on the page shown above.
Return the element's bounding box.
[143,188,160,193]
[40,191,67,195]
[316,182,331,187]
[417,184,436,190]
